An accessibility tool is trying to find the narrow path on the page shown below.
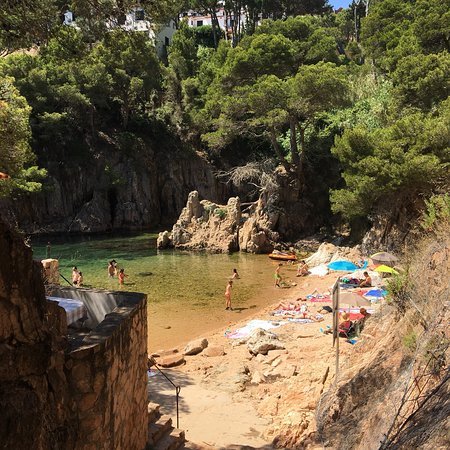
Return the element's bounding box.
[148,369,272,448]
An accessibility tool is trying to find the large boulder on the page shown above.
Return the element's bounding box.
[246,329,285,356]
[306,243,363,267]
[239,197,278,254]
[156,230,172,249]
[158,191,241,253]
[184,338,208,356]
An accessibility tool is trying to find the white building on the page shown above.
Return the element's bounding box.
[63,8,176,58]
[182,4,248,36]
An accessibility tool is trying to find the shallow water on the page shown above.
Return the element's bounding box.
[32,233,294,351]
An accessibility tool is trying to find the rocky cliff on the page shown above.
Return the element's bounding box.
[0,219,77,449]
[1,134,228,234]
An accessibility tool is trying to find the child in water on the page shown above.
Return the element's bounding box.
[231,268,240,280]
[118,268,127,285]
[108,261,115,277]
[72,266,79,285]
[225,280,233,310]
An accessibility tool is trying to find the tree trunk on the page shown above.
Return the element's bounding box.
[210,9,220,49]
[269,129,290,171]
[289,118,300,167]
[122,96,130,130]
[297,124,306,183]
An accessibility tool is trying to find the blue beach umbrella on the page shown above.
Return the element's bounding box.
[327,260,358,271]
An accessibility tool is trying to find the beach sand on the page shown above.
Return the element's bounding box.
[148,272,344,449]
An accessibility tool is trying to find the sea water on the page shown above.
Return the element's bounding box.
[32,233,288,351]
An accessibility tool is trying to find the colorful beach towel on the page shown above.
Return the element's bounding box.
[307,294,331,303]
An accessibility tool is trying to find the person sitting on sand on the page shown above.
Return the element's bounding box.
[299,299,309,318]
[359,271,372,287]
[225,280,233,310]
[354,307,371,334]
[338,312,354,337]
[231,268,240,280]
[296,260,309,277]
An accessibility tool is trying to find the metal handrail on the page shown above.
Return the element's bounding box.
[148,357,181,428]
[60,273,73,286]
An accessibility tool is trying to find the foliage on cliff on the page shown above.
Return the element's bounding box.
[0,77,46,196]
[330,0,450,222]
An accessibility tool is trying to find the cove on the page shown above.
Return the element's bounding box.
[32,233,284,351]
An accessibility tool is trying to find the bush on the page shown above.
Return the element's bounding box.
[403,330,417,352]
[214,208,227,219]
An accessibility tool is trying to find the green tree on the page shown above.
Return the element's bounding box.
[0,77,46,195]
[330,101,450,220]
[89,29,162,128]
[0,0,59,55]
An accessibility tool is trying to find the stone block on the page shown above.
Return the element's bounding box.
[183,338,208,356]
[156,354,185,368]
[202,345,225,357]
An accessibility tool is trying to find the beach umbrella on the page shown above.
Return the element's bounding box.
[327,260,358,271]
[340,292,371,307]
[374,265,399,275]
[371,252,398,264]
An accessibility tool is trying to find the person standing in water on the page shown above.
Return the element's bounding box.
[108,261,115,277]
[72,266,79,285]
[231,268,240,280]
[225,280,233,310]
[118,268,127,285]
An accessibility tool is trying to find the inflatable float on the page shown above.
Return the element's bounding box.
[268,252,297,262]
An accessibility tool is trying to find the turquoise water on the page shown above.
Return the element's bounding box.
[32,233,286,350]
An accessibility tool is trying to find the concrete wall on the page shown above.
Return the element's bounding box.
[67,292,148,450]
[48,285,144,328]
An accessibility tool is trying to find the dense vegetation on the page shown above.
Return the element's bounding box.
[0,0,448,235]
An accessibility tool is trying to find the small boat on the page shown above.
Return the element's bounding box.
[268,252,297,262]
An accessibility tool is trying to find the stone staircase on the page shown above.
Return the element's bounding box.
[147,402,186,450]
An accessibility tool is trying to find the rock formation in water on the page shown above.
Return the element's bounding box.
[157,191,277,253]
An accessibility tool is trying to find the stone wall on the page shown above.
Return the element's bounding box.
[67,293,148,450]
[0,218,149,450]
[0,219,77,449]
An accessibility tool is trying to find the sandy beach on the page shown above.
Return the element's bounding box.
[149,271,344,449]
